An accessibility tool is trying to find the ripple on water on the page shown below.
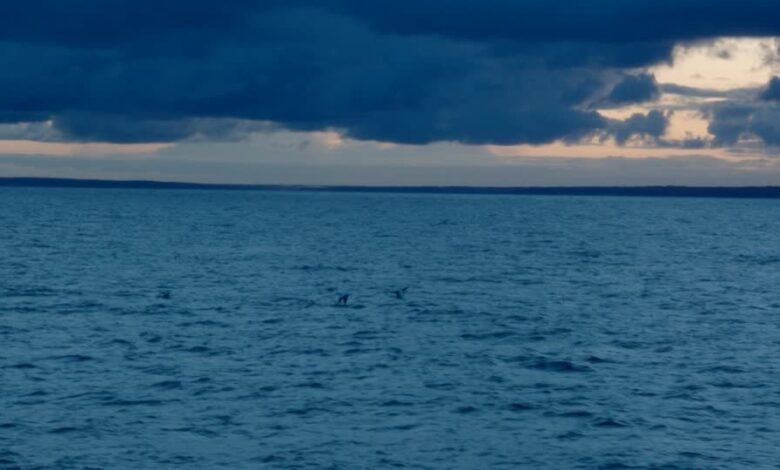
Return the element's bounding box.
[592,418,631,429]
[150,380,184,391]
[525,357,594,373]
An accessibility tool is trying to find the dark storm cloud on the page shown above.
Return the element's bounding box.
[610,111,669,145]
[2,1,780,145]
[311,0,780,43]
[4,1,780,46]
[51,114,270,144]
[708,103,780,147]
[760,77,780,101]
[659,84,731,98]
[705,75,780,148]
[604,74,660,105]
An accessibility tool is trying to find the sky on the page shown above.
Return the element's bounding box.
[3,2,780,186]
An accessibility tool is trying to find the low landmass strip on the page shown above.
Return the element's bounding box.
[3,177,780,199]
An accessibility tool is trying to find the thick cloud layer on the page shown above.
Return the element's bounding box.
[760,77,780,101]
[1,1,780,145]
[709,103,780,147]
[604,74,660,106]
[610,110,669,145]
[4,1,780,45]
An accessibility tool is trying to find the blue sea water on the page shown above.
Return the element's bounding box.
[2,187,780,469]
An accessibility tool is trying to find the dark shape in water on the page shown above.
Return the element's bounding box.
[392,287,409,300]
[337,294,350,305]
[158,290,171,300]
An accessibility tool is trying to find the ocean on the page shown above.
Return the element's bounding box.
[2,187,779,469]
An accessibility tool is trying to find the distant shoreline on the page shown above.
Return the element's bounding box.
[3,177,780,199]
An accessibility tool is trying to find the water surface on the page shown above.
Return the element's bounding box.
[2,188,780,469]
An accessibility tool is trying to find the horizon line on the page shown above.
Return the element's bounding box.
[4,176,780,199]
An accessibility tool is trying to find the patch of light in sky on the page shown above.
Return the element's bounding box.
[652,37,780,90]
[664,110,711,141]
